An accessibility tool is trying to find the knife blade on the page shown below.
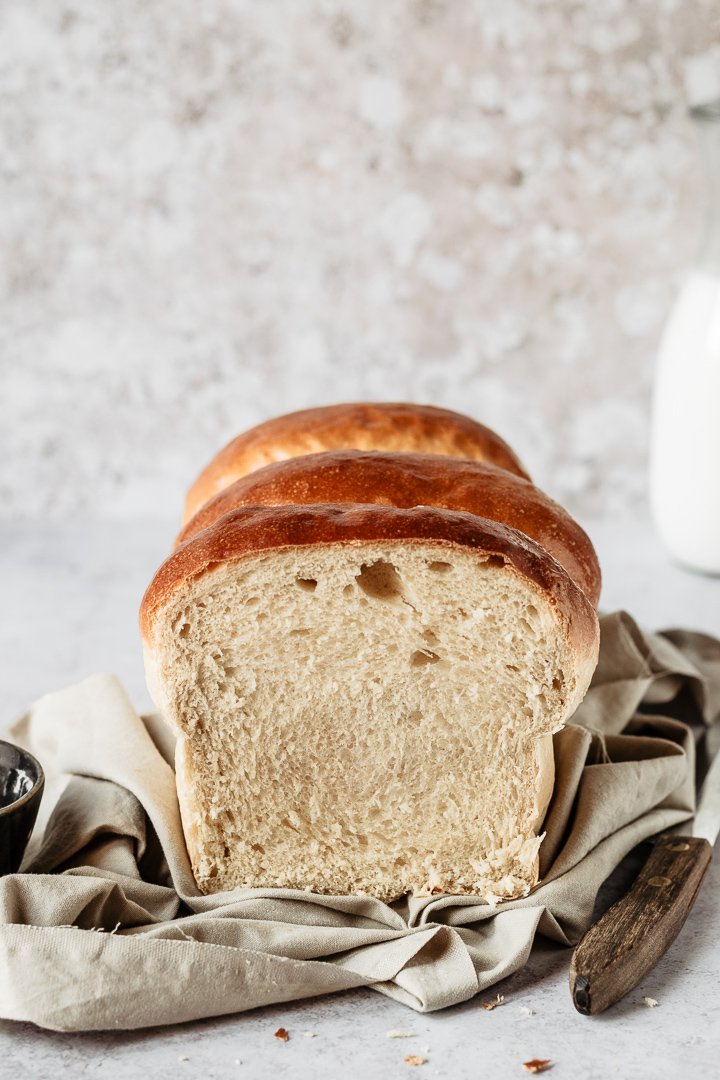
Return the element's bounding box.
[569,726,720,1015]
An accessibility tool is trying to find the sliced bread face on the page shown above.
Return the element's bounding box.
[141,505,599,904]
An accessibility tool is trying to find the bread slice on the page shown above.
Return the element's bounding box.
[177,450,601,607]
[183,402,529,523]
[141,504,599,904]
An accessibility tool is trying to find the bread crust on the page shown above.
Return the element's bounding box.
[141,503,599,703]
[183,403,529,523]
[176,450,601,607]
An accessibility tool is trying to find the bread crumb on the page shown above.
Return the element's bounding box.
[481,993,505,1011]
[523,1061,551,1074]
[387,1030,416,1038]
[274,1027,289,1041]
[304,1031,318,1038]
[519,1006,535,1016]
[404,1055,427,1067]
[643,997,659,1008]
[178,1056,189,1063]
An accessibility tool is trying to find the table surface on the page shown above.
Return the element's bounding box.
[2,515,719,1080]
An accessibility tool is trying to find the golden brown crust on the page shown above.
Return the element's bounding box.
[183,403,529,523]
[141,504,600,686]
[176,450,601,607]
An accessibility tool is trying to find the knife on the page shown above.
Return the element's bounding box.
[569,726,720,1015]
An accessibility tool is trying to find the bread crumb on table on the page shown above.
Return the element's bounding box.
[522,1060,552,1074]
[643,996,659,1008]
[304,1031,318,1038]
[404,1055,427,1067]
[387,1030,416,1038]
[274,1027,289,1041]
[481,993,505,1010]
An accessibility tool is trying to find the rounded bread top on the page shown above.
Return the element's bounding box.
[141,502,600,699]
[176,450,601,607]
[183,402,529,523]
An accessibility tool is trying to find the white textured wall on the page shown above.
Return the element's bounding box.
[1,1,717,521]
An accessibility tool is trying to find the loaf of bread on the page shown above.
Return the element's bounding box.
[182,402,530,524]
[177,450,601,607]
[141,502,600,903]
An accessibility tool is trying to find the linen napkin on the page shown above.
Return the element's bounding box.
[1,611,718,1031]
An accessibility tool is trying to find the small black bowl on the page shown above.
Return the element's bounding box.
[0,739,44,875]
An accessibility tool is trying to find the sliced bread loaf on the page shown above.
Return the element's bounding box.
[141,504,599,903]
[183,402,529,523]
[176,450,601,607]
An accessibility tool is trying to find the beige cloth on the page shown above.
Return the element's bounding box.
[1,611,719,1032]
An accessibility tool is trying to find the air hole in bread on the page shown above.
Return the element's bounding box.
[343,584,354,597]
[290,628,311,636]
[422,629,439,646]
[251,842,265,854]
[410,648,441,667]
[355,560,404,601]
[245,596,260,607]
[296,577,318,592]
[428,560,453,573]
[478,555,505,569]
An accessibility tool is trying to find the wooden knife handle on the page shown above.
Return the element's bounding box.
[570,834,713,1015]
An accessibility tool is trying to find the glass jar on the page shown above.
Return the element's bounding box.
[649,99,720,574]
